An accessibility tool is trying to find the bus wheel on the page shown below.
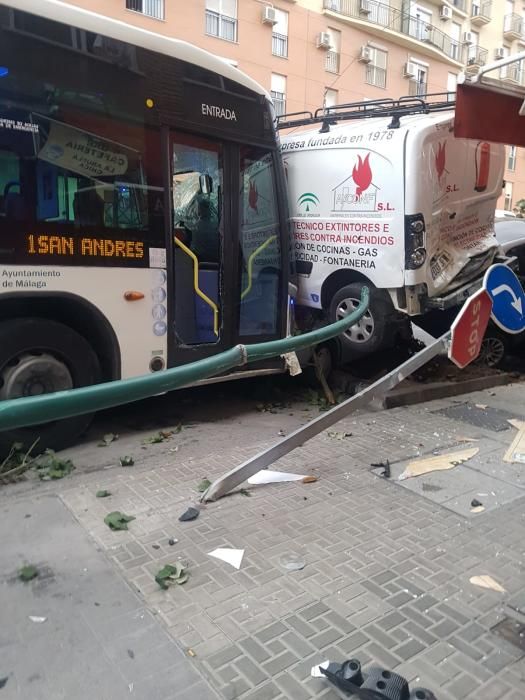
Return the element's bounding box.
[329,283,394,355]
[0,318,100,455]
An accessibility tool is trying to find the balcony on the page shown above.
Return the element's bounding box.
[470,0,491,26]
[504,63,525,85]
[205,10,237,42]
[503,13,523,41]
[325,50,340,73]
[323,0,462,63]
[126,0,164,20]
[272,32,288,58]
[465,44,488,67]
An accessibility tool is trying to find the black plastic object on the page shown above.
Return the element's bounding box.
[320,659,436,700]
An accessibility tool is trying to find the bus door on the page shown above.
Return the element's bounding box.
[168,131,235,362]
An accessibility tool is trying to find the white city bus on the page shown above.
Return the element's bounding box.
[0,0,291,450]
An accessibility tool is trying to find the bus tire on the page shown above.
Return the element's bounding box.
[0,318,100,455]
[329,282,395,356]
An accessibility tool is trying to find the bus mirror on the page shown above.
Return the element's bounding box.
[199,174,213,194]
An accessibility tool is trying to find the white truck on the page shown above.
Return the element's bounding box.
[279,97,505,356]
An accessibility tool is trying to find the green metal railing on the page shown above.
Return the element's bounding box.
[0,288,369,432]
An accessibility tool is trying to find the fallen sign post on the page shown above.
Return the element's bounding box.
[203,290,495,502]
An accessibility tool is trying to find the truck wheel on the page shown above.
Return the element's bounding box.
[329,283,394,355]
[0,318,100,455]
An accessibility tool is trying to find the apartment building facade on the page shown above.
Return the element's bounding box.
[64,0,525,210]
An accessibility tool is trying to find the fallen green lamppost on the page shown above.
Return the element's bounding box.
[0,288,369,432]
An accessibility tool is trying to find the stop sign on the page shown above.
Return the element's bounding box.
[449,289,493,369]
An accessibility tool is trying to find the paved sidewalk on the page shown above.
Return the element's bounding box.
[2,382,525,699]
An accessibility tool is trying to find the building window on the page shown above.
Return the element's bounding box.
[324,88,338,110]
[450,21,461,61]
[365,48,387,88]
[447,72,457,100]
[125,0,165,20]
[205,0,237,42]
[271,73,286,116]
[504,181,513,210]
[508,145,517,171]
[325,28,341,73]
[272,9,288,58]
[409,63,428,96]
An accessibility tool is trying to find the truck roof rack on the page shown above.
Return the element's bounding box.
[276,92,455,131]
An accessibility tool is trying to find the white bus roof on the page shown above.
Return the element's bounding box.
[1,0,270,99]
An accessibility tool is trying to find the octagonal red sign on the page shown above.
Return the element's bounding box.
[449,289,493,369]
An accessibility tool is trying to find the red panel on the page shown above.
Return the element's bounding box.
[454,83,525,148]
[449,288,493,369]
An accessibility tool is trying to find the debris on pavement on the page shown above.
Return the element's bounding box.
[507,419,525,430]
[398,447,479,480]
[456,436,479,443]
[155,562,189,589]
[0,440,39,484]
[98,433,118,447]
[178,506,199,522]
[311,661,330,678]
[239,488,252,497]
[19,565,38,582]
[197,478,211,492]
[247,469,317,485]
[104,511,136,531]
[475,403,488,410]
[96,490,111,498]
[471,498,483,507]
[119,456,134,467]
[279,553,306,572]
[469,575,506,593]
[187,648,196,657]
[0,677,8,690]
[371,460,390,478]
[327,431,352,440]
[28,616,47,623]
[142,431,173,444]
[168,538,178,546]
[34,450,75,481]
[208,548,244,570]
[504,421,525,464]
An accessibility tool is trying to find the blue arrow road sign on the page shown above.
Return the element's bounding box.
[483,264,525,334]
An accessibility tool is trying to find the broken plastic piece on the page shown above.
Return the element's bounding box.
[469,575,506,593]
[28,616,47,623]
[279,553,305,572]
[247,469,307,485]
[179,507,199,522]
[504,422,525,464]
[208,548,244,570]
[398,447,478,480]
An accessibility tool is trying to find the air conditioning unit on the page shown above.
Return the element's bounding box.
[494,47,505,59]
[403,61,416,78]
[358,45,373,63]
[262,6,278,24]
[439,6,452,20]
[463,31,474,44]
[359,0,371,14]
[317,31,332,49]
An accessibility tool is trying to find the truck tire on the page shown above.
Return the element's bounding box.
[0,318,100,455]
[478,327,509,368]
[329,283,395,355]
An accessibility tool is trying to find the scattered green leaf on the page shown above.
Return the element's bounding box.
[155,562,189,589]
[96,490,111,498]
[19,565,39,582]
[142,430,173,444]
[0,439,39,484]
[98,433,118,447]
[119,456,134,467]
[197,478,211,493]
[104,511,135,531]
[34,450,75,480]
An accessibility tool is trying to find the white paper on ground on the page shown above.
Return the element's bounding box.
[208,548,244,570]
[311,661,330,678]
[247,469,306,485]
[469,575,506,593]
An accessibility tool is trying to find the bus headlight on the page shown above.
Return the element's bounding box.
[410,247,427,268]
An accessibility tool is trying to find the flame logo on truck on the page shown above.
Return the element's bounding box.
[435,142,446,180]
[248,180,259,212]
[352,154,373,196]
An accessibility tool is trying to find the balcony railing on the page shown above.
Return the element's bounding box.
[272,32,288,58]
[409,79,427,96]
[503,13,523,39]
[506,63,525,84]
[126,0,164,20]
[323,0,465,62]
[466,45,488,66]
[325,50,340,73]
[365,64,386,88]
[471,0,491,24]
[205,10,237,42]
